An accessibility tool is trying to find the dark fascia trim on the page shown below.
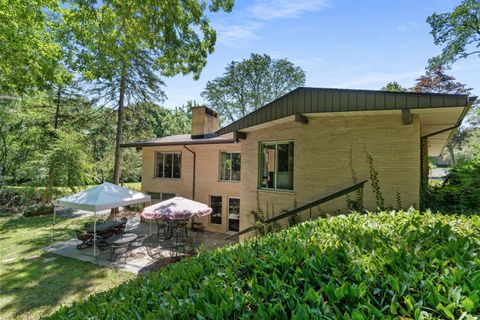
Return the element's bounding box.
[217,87,471,135]
[121,139,236,149]
[422,96,476,139]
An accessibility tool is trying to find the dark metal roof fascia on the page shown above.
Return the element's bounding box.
[217,87,470,135]
[121,138,236,148]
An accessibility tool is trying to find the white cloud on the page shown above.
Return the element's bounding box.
[249,0,330,20]
[216,0,330,48]
[216,22,261,48]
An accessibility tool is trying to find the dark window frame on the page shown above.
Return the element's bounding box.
[210,195,223,225]
[258,141,294,191]
[155,152,182,179]
[219,151,241,182]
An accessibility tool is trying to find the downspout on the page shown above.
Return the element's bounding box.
[183,146,196,200]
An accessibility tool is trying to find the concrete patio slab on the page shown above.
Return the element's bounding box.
[45,217,236,274]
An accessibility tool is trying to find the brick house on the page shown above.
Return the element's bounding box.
[122,87,474,234]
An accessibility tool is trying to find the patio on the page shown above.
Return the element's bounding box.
[45,216,236,274]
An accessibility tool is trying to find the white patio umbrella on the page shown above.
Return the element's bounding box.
[53,182,151,257]
[140,197,212,235]
[141,197,212,221]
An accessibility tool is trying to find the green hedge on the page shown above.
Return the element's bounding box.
[48,211,480,319]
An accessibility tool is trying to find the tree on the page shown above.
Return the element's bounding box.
[201,53,306,123]
[411,68,473,165]
[62,0,234,185]
[0,0,66,93]
[427,0,480,68]
[381,82,407,92]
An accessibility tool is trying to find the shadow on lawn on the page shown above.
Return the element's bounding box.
[0,214,128,319]
[1,252,116,318]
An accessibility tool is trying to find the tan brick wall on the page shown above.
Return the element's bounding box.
[141,143,241,233]
[240,114,421,235]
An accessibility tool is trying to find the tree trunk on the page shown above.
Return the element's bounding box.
[112,72,126,185]
[447,146,456,167]
[45,87,62,204]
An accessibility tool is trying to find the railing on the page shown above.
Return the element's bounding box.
[226,180,368,240]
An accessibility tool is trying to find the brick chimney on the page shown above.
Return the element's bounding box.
[191,106,219,139]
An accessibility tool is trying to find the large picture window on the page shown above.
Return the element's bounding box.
[155,152,181,178]
[259,141,294,190]
[219,152,241,181]
[210,196,222,224]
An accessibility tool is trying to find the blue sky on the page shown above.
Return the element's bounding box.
[162,0,480,109]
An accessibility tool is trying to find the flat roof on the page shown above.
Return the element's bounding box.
[217,87,471,135]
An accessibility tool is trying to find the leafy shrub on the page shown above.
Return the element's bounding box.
[0,188,23,207]
[23,204,53,217]
[423,160,480,213]
[49,211,480,319]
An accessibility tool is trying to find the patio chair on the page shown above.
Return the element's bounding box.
[156,220,168,240]
[129,234,148,257]
[110,242,129,263]
[75,230,93,249]
[173,221,188,242]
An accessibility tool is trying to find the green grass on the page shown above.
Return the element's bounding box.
[48,211,480,319]
[0,212,135,319]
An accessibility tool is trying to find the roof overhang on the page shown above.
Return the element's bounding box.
[216,87,474,156]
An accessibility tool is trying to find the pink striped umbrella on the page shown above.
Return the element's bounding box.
[140,197,212,221]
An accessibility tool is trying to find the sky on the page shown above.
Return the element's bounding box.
[161,0,480,109]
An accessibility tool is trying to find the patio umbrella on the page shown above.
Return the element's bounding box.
[141,197,212,221]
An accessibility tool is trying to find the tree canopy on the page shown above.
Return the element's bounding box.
[61,0,234,184]
[427,0,480,67]
[411,68,476,165]
[201,53,306,123]
[381,82,407,92]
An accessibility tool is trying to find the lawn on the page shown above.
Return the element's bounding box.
[0,211,135,319]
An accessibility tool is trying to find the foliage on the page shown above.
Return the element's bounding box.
[287,199,301,227]
[427,0,480,68]
[423,160,480,213]
[0,0,65,93]
[202,53,306,123]
[62,0,234,184]
[365,151,384,210]
[23,204,54,217]
[411,67,474,166]
[381,81,406,92]
[49,211,480,319]
[346,146,364,212]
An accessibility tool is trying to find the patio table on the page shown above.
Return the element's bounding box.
[85,220,123,233]
[106,233,138,245]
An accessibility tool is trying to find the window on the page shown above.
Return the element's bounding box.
[259,141,294,190]
[228,198,240,232]
[220,152,241,181]
[155,152,181,178]
[146,192,176,201]
[210,196,222,224]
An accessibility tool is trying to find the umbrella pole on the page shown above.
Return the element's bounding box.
[51,206,56,245]
[93,212,97,258]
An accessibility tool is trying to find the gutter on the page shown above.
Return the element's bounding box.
[421,96,477,153]
[422,96,476,139]
[121,139,236,149]
[183,146,196,200]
